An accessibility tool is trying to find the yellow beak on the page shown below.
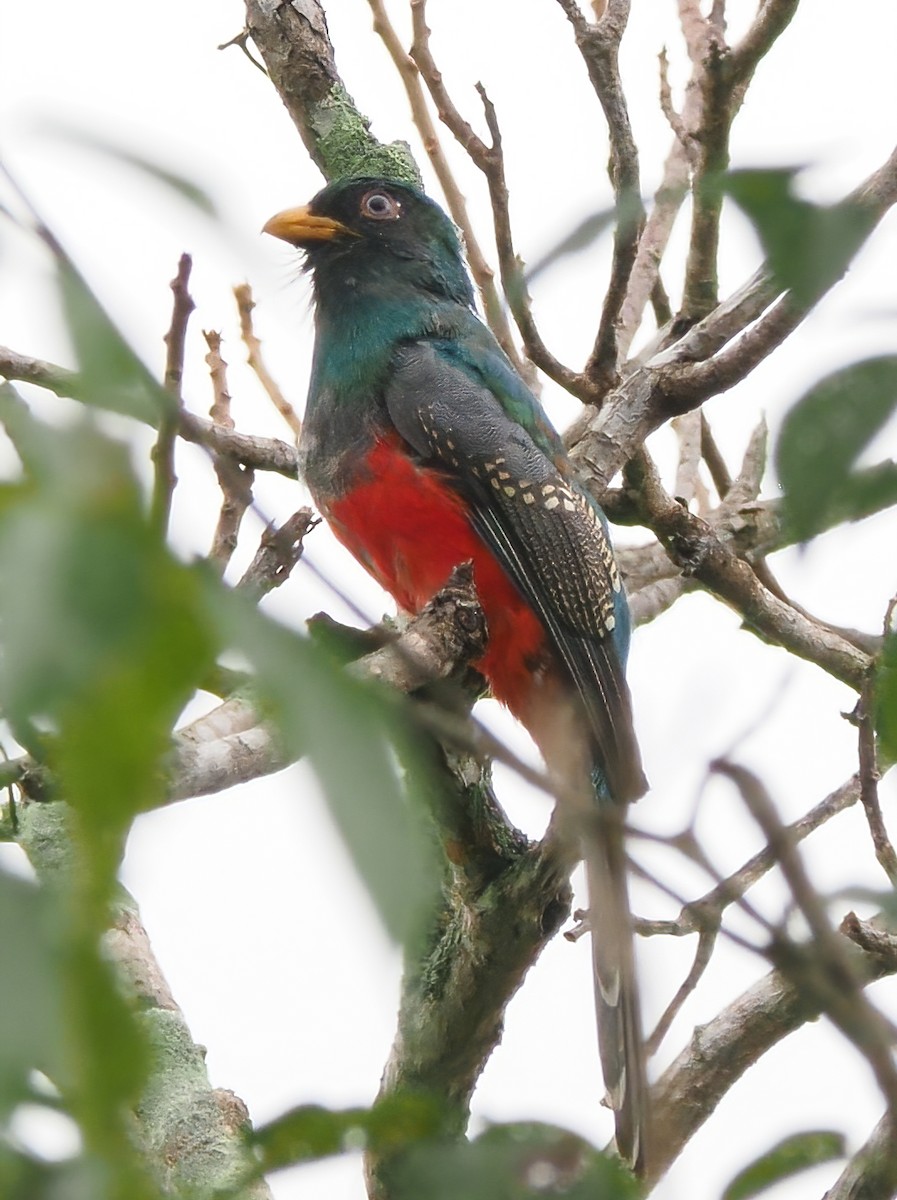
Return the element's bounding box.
[262,205,355,246]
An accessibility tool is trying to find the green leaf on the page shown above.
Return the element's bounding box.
[725,168,871,307]
[0,405,213,826]
[774,356,897,542]
[721,1130,846,1200]
[35,120,219,217]
[56,261,168,424]
[393,1122,638,1200]
[876,632,897,766]
[0,868,64,1117]
[253,1093,445,1173]
[206,584,440,943]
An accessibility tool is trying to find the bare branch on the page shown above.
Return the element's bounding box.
[0,343,302,477]
[713,761,897,1120]
[623,449,872,688]
[645,926,716,1056]
[0,343,80,396]
[700,412,733,499]
[654,776,860,940]
[555,0,646,395]
[237,509,319,599]
[628,574,695,626]
[409,0,585,397]
[671,411,704,505]
[729,0,801,92]
[151,254,194,534]
[366,0,523,371]
[678,0,797,319]
[204,330,256,572]
[855,609,897,885]
[204,328,233,429]
[647,924,897,1185]
[233,283,302,440]
[178,411,299,476]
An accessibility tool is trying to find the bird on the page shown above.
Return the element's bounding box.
[264,177,650,1171]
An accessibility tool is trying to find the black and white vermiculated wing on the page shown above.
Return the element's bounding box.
[384,339,647,807]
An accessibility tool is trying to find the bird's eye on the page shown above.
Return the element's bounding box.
[360,190,401,221]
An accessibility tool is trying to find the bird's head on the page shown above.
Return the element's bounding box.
[263,177,475,310]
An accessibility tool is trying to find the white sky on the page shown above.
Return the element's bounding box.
[2,2,897,1198]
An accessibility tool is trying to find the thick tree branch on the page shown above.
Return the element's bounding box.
[164,565,490,804]
[368,836,572,1198]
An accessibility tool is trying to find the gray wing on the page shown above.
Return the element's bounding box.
[384,339,646,805]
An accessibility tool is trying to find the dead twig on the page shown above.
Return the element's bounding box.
[647,925,897,1186]
[646,925,717,1056]
[233,283,302,440]
[152,254,194,534]
[555,0,646,397]
[712,760,897,1123]
[639,775,861,943]
[237,509,319,599]
[204,330,256,573]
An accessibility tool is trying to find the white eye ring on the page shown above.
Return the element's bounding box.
[360,190,401,221]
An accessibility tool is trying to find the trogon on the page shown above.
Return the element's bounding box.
[264,178,650,1170]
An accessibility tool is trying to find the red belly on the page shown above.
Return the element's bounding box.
[326,436,547,718]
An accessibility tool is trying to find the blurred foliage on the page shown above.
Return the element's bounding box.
[724,167,873,307]
[250,1093,447,1175]
[720,1130,846,1200]
[391,1122,638,1200]
[773,356,897,543]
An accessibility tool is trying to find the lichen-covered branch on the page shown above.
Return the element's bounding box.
[367,835,572,1198]
[16,802,272,1200]
[242,0,418,183]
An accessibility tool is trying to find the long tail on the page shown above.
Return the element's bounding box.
[583,806,648,1174]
